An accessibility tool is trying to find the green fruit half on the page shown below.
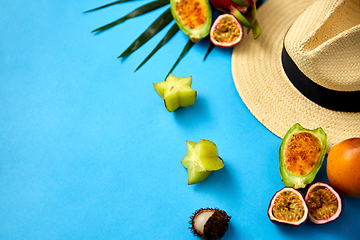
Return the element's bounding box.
[153,73,197,112]
[279,123,327,189]
[182,139,224,185]
[170,0,212,42]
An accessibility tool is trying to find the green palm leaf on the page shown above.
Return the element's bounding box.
[92,0,170,33]
[203,42,215,60]
[203,5,216,61]
[135,23,180,72]
[86,0,265,75]
[167,39,194,77]
[118,8,173,58]
[84,0,135,13]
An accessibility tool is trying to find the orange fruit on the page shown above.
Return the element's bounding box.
[327,138,360,198]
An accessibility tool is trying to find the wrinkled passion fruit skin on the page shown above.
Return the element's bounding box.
[210,14,243,47]
[279,123,327,189]
[170,0,212,42]
[305,182,342,224]
[268,187,308,226]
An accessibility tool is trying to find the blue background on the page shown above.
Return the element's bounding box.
[1,0,359,239]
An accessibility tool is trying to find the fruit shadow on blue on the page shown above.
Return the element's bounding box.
[173,95,211,128]
[184,164,244,240]
[275,155,360,239]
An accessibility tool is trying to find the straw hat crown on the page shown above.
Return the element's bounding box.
[284,0,360,92]
[232,0,360,151]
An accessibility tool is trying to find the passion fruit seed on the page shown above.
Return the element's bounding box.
[284,132,322,176]
[306,188,338,221]
[272,190,305,222]
[212,16,240,43]
[175,0,207,29]
[305,182,342,224]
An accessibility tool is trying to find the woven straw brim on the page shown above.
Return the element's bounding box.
[232,0,360,153]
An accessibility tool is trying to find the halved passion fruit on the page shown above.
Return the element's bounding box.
[305,182,342,224]
[170,0,212,42]
[210,13,243,47]
[268,187,308,226]
[279,123,327,189]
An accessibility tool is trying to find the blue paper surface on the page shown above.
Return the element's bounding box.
[1,0,360,239]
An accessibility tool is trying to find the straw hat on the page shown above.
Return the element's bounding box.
[232,0,360,152]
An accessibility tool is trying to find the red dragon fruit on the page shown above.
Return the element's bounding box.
[209,0,261,38]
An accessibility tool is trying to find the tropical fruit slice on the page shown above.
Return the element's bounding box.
[279,123,327,189]
[153,73,197,112]
[305,182,342,224]
[182,139,224,185]
[170,0,212,42]
[268,187,308,226]
[209,0,261,39]
[210,13,243,47]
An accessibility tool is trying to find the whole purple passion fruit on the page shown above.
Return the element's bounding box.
[268,187,308,226]
[210,14,243,47]
[305,182,342,224]
[189,208,231,240]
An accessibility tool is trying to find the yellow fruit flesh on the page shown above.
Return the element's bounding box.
[272,190,305,222]
[212,16,241,43]
[306,188,338,220]
[175,0,208,29]
[284,132,322,176]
